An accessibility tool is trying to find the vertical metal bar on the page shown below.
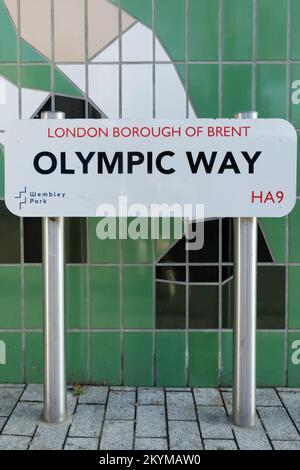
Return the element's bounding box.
[41,110,67,423]
[232,111,258,427]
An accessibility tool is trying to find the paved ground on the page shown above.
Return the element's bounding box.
[0,385,300,450]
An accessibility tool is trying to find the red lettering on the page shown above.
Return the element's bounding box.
[252,191,263,203]
[264,191,275,203]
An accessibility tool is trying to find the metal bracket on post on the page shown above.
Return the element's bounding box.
[41,111,67,423]
[232,111,258,427]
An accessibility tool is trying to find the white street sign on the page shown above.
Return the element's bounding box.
[4,119,297,218]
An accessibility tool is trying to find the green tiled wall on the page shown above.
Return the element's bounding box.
[189,0,219,61]
[223,0,253,60]
[0,0,300,387]
[222,65,252,118]
[90,333,121,385]
[256,0,287,60]
[156,332,186,387]
[124,333,153,386]
[188,64,219,118]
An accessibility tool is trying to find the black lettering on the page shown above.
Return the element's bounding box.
[156,151,175,174]
[186,151,217,173]
[75,151,95,174]
[147,152,153,174]
[241,151,262,174]
[128,152,144,173]
[218,152,240,173]
[33,151,57,175]
[98,151,123,174]
[61,151,74,174]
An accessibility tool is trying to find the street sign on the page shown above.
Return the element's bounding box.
[4,118,297,217]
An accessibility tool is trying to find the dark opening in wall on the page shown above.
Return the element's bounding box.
[33,95,102,119]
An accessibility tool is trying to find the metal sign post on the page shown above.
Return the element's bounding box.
[41,111,67,423]
[232,111,258,427]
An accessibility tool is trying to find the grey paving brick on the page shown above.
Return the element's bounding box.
[167,392,196,421]
[0,417,6,431]
[100,420,134,450]
[204,439,237,450]
[29,420,70,450]
[169,420,202,450]
[3,385,300,452]
[67,392,78,414]
[135,438,168,450]
[222,390,283,414]
[256,389,282,406]
[136,405,166,438]
[258,406,300,441]
[272,440,300,450]
[0,384,25,388]
[110,386,136,391]
[166,388,191,392]
[106,391,136,420]
[69,404,104,438]
[21,384,43,402]
[0,387,24,416]
[221,391,232,415]
[233,416,272,450]
[0,435,31,450]
[2,402,42,436]
[20,385,76,413]
[278,392,300,422]
[277,388,300,392]
[78,386,108,404]
[138,388,164,405]
[197,406,233,439]
[193,388,222,406]
[64,437,99,450]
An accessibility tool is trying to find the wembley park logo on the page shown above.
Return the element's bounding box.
[95,197,205,251]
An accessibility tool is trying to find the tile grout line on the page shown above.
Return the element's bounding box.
[218,0,224,118]
[3,60,300,65]
[16,0,26,384]
[97,386,110,450]
[50,0,55,112]
[184,0,190,388]
[132,386,138,450]
[152,0,157,387]
[163,388,170,450]
[218,221,223,384]
[191,388,204,449]
[86,223,91,382]
[152,0,156,120]
[119,2,124,386]
[185,0,189,119]
[84,0,89,119]
[252,0,257,109]
[284,0,292,387]
[118,0,122,120]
